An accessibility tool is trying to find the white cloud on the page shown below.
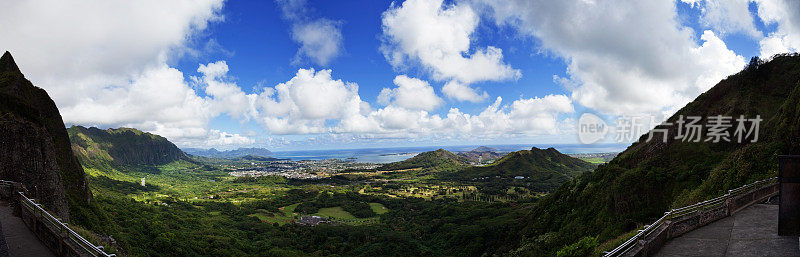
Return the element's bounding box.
[0,0,265,149]
[442,81,488,102]
[380,0,520,100]
[277,0,343,66]
[196,61,259,120]
[377,75,443,111]
[685,0,762,38]
[254,68,368,134]
[475,0,745,116]
[755,0,800,57]
[247,67,573,139]
[0,0,223,102]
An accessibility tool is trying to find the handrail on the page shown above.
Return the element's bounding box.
[604,177,778,257]
[0,180,115,257]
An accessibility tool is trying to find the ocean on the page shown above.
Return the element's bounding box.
[269,143,628,163]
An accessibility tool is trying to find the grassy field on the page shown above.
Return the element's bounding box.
[315,207,356,219]
[250,203,300,225]
[250,203,390,225]
[369,203,388,215]
[577,157,607,164]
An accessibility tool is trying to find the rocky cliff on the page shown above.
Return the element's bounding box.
[0,51,92,219]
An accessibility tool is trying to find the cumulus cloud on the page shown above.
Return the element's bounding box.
[245,67,573,138]
[684,0,762,38]
[377,75,443,111]
[442,81,488,102]
[755,0,800,57]
[196,61,259,120]
[254,68,368,134]
[0,0,261,149]
[475,0,745,116]
[380,0,519,102]
[277,0,343,66]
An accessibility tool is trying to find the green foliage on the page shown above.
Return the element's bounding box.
[441,147,596,192]
[233,175,288,185]
[556,236,598,257]
[295,192,377,218]
[380,149,470,171]
[68,125,191,168]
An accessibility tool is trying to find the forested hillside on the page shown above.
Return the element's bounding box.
[68,126,191,170]
[513,54,800,255]
[380,149,470,171]
[447,147,596,192]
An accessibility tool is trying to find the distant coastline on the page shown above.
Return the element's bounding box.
[268,143,626,163]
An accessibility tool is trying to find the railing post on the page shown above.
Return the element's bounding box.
[725,190,732,216]
[779,155,800,236]
[59,223,69,256]
[32,202,38,235]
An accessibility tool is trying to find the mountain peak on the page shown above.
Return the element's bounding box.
[0,51,20,74]
[471,146,498,152]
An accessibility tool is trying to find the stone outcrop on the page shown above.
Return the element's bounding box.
[0,114,68,218]
[0,51,93,219]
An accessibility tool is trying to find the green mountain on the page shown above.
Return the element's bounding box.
[68,126,191,170]
[0,51,92,220]
[514,54,800,255]
[229,154,283,162]
[457,146,504,163]
[381,149,471,171]
[448,147,596,191]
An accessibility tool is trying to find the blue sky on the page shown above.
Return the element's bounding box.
[2,0,799,150]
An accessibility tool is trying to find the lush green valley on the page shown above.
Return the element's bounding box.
[64,127,596,256]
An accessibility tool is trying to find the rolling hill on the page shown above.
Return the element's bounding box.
[446,147,596,191]
[380,149,471,171]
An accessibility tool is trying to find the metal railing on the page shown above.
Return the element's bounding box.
[0,180,115,257]
[604,177,779,257]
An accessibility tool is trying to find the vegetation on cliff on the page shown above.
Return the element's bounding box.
[68,126,192,171]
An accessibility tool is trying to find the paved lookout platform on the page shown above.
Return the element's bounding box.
[655,203,800,257]
[0,201,55,257]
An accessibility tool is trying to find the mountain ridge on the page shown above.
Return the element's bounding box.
[68,126,191,170]
[447,147,596,191]
[183,147,273,159]
[380,148,471,171]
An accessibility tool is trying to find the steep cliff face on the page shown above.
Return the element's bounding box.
[0,51,92,219]
[0,114,68,218]
[68,126,191,169]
